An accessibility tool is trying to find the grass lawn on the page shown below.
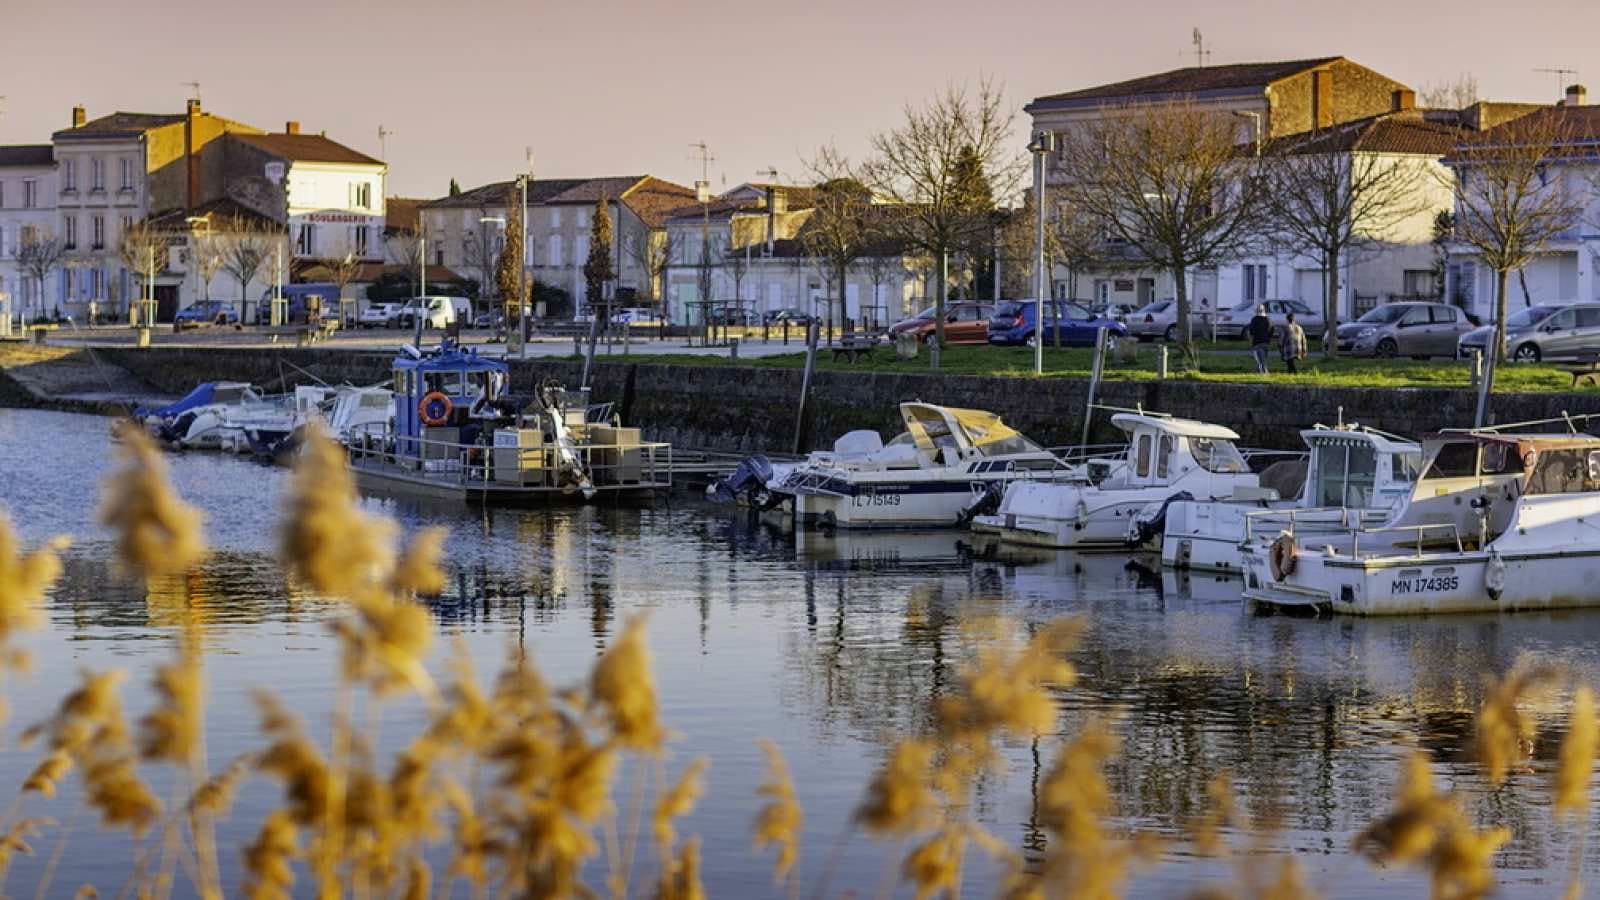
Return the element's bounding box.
[568,342,1596,392]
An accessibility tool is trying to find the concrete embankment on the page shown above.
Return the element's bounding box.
[8,344,1600,451]
[0,344,171,415]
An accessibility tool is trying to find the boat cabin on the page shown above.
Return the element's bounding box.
[892,403,1055,469]
[1300,428,1420,510]
[1387,432,1600,547]
[1106,413,1249,489]
[391,344,508,454]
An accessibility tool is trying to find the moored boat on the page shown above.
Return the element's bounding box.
[1242,425,1600,615]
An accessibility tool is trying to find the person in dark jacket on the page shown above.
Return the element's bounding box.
[1247,305,1273,373]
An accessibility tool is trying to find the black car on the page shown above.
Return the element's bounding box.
[707,306,757,326]
[764,308,814,326]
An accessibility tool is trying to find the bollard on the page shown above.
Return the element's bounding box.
[729,337,739,360]
[1469,348,1482,392]
[573,334,582,356]
[135,327,150,349]
[930,342,941,371]
[1157,345,1168,380]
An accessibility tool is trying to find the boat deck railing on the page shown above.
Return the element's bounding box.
[1261,522,1465,560]
[1243,506,1385,542]
[345,424,673,492]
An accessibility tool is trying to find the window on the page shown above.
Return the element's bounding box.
[1400,306,1429,326]
[1134,434,1152,477]
[90,158,104,191]
[296,224,314,255]
[1243,264,1257,302]
[1576,307,1600,328]
[22,180,36,209]
[91,215,104,250]
[549,208,562,228]
[351,182,371,209]
[1547,309,1577,330]
[0,182,5,208]
[578,208,590,228]
[120,215,132,237]
[1430,306,1458,324]
[61,160,75,192]
[63,216,77,249]
[1192,438,1247,473]
[548,234,563,267]
[119,158,134,191]
[353,226,369,257]
[1156,434,1174,479]
[434,246,444,266]
[1424,442,1479,478]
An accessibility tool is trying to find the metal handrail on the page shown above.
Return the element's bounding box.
[1351,523,1464,558]
[345,423,672,490]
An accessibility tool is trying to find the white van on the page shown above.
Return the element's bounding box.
[397,296,473,329]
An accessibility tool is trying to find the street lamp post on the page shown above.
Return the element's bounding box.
[1028,130,1056,376]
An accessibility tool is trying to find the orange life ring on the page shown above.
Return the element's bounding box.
[419,391,453,427]
[1269,533,1298,581]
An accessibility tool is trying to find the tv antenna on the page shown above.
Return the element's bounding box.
[756,166,779,183]
[378,124,395,160]
[688,140,716,201]
[1191,28,1211,68]
[181,81,201,104]
[1535,67,1579,100]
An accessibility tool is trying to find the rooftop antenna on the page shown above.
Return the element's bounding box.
[1191,28,1211,68]
[687,140,716,198]
[756,166,779,184]
[182,81,201,105]
[1535,67,1579,100]
[378,124,395,160]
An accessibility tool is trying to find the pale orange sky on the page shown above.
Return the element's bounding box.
[4,0,1592,198]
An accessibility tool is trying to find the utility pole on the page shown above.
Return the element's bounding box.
[521,147,533,359]
[689,141,715,345]
[1191,28,1211,68]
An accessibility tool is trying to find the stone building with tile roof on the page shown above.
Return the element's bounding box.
[421,175,696,316]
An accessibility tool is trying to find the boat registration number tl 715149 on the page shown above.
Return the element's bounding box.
[1390,575,1459,594]
[853,492,903,507]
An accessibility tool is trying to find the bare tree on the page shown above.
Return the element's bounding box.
[119,219,170,326]
[1057,99,1271,365]
[626,230,676,311]
[721,240,750,317]
[1419,74,1480,110]
[862,80,1023,348]
[386,222,427,294]
[859,252,904,328]
[1261,122,1435,355]
[190,230,226,304]
[324,235,365,325]
[15,227,67,319]
[218,216,278,323]
[461,205,498,302]
[801,147,876,344]
[1448,111,1583,361]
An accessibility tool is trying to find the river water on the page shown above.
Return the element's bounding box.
[0,407,1596,898]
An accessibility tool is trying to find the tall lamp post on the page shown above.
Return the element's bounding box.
[520,148,533,360]
[1028,130,1056,376]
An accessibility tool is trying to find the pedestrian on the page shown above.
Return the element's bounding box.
[1247,304,1273,374]
[1280,311,1308,374]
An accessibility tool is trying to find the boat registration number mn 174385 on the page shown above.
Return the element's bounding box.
[1391,574,1459,594]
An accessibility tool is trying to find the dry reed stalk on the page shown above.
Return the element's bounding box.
[98,428,204,581]
[753,740,803,884]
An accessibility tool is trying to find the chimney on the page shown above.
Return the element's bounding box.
[285,121,301,135]
[1392,88,1416,112]
[186,97,200,115]
[1565,84,1588,107]
[71,105,86,128]
[771,188,788,215]
[1312,69,1334,129]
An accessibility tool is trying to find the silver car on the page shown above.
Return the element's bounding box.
[1127,300,1177,341]
[1458,303,1600,362]
[1337,302,1475,358]
[1216,299,1326,340]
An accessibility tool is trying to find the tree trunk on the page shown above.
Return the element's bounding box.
[238,278,248,325]
[933,248,948,350]
[1173,263,1195,367]
[1494,268,1510,363]
[1324,249,1341,358]
[837,261,848,345]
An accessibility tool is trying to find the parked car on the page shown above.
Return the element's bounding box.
[1216,299,1326,340]
[1458,302,1600,362]
[173,300,239,329]
[988,300,1128,347]
[888,302,995,345]
[764,308,815,326]
[611,307,663,326]
[359,302,404,329]
[1126,300,1179,341]
[396,296,473,330]
[1336,302,1475,358]
[1090,301,1141,322]
[706,306,757,326]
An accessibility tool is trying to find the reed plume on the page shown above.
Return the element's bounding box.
[1555,685,1596,819]
[752,740,802,882]
[99,427,204,580]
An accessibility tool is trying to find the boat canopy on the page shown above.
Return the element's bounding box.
[1300,427,1417,456]
[1421,432,1600,495]
[897,403,1041,458]
[393,345,507,376]
[135,381,257,419]
[1111,412,1239,441]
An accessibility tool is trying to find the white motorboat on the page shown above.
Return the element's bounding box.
[1242,426,1600,615]
[244,385,393,461]
[775,402,1071,528]
[705,430,887,510]
[180,387,297,451]
[1159,425,1421,573]
[978,412,1264,550]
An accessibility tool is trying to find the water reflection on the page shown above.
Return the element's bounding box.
[0,410,1597,895]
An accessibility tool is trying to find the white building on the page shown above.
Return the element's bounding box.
[1444,88,1600,320]
[0,145,60,318]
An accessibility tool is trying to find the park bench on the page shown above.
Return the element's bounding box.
[1561,351,1600,388]
[831,332,880,363]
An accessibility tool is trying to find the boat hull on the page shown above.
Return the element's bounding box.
[351,462,666,505]
[792,480,987,528]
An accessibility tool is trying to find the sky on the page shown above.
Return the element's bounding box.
[4,0,1595,199]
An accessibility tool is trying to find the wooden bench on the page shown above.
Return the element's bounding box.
[1562,352,1600,387]
[830,332,880,363]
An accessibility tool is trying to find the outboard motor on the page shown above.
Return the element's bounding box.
[1126,491,1194,548]
[957,480,1008,525]
[706,455,777,505]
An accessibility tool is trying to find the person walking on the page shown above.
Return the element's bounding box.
[1280,311,1308,374]
[1247,304,1273,374]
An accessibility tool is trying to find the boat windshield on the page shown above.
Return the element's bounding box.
[1392,452,1422,482]
[1524,447,1600,494]
[1312,443,1379,507]
[424,371,467,396]
[977,433,1044,457]
[1192,438,1247,473]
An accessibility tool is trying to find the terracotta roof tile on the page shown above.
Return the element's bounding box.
[1031,57,1344,108]
[52,111,185,140]
[230,132,383,166]
[0,145,53,167]
[1266,114,1466,156]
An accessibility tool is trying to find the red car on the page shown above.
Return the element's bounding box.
[888,302,995,345]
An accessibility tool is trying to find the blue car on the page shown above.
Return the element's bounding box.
[987,300,1128,347]
[173,300,240,329]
